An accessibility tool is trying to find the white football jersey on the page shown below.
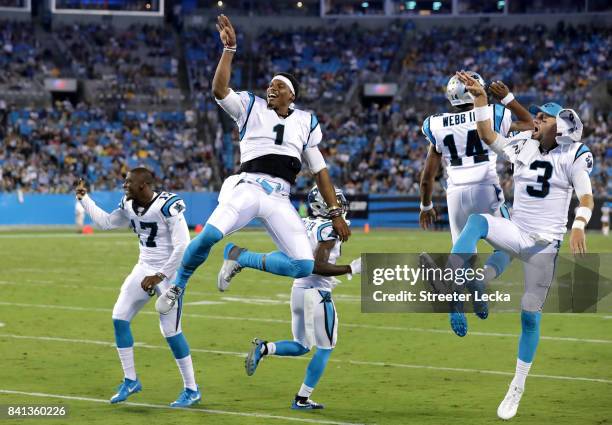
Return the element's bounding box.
[422,104,512,187]
[120,192,187,270]
[293,216,344,291]
[80,191,189,276]
[216,89,322,164]
[503,134,594,240]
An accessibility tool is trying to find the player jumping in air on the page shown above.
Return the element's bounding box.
[455,71,594,420]
[156,15,349,313]
[76,168,201,407]
[241,186,361,410]
[419,71,534,336]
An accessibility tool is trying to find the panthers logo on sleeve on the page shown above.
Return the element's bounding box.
[159,192,187,218]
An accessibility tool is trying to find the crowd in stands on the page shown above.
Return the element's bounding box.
[0,19,609,200]
[0,102,215,193]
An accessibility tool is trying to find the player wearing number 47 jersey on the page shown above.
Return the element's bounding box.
[419,71,535,336]
[455,71,595,420]
[76,168,201,408]
[156,15,349,314]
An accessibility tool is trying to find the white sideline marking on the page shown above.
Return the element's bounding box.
[1,333,610,384]
[0,301,610,345]
[0,389,363,425]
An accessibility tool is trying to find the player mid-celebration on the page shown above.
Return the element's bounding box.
[238,186,361,410]
[76,168,201,407]
[156,14,350,314]
[420,71,535,336]
[454,71,595,420]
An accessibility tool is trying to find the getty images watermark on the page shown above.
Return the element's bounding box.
[361,253,612,313]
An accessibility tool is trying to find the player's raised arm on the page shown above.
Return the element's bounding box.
[419,145,441,230]
[212,14,237,100]
[75,179,129,230]
[457,71,508,156]
[569,148,595,255]
[489,81,534,133]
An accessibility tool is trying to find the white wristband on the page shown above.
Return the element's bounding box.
[575,206,592,223]
[474,105,491,122]
[572,220,585,230]
[500,92,515,106]
[420,202,433,212]
[223,46,237,53]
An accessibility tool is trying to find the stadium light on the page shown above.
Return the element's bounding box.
[497,0,505,9]
[432,1,441,11]
[362,2,369,7]
[217,0,223,7]
[297,1,303,7]
[406,1,416,9]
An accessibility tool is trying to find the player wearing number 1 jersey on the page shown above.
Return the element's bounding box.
[156,15,350,315]
[419,72,535,336]
[75,168,200,407]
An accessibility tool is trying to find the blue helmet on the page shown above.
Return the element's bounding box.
[307,185,348,219]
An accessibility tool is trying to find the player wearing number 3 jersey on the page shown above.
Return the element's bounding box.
[155,14,350,314]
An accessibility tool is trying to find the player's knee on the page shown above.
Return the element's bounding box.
[466,214,489,237]
[295,343,310,355]
[521,291,545,313]
[520,309,541,333]
[291,259,314,278]
[113,319,133,348]
[159,320,180,338]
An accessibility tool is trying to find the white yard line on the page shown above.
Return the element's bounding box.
[0,389,364,425]
[1,333,610,384]
[0,301,610,344]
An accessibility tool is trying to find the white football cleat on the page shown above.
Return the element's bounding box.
[217,243,244,292]
[156,285,182,315]
[497,384,524,420]
[217,259,242,292]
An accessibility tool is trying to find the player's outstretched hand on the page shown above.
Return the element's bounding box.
[489,80,510,100]
[569,228,587,256]
[332,216,351,242]
[216,14,236,48]
[456,71,486,98]
[141,274,164,294]
[75,178,87,200]
[419,209,437,230]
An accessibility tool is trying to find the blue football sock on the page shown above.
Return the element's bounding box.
[237,250,314,278]
[518,310,541,363]
[451,214,489,255]
[175,224,223,289]
[485,250,511,277]
[304,348,333,389]
[166,333,190,359]
[113,319,134,348]
[272,340,310,356]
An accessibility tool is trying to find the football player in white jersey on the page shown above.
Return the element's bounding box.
[236,186,361,410]
[454,72,595,420]
[75,168,201,407]
[156,15,349,314]
[420,71,534,336]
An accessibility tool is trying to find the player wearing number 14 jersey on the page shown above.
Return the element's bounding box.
[419,72,535,337]
[76,168,201,407]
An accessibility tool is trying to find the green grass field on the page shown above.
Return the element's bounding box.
[1,229,611,425]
